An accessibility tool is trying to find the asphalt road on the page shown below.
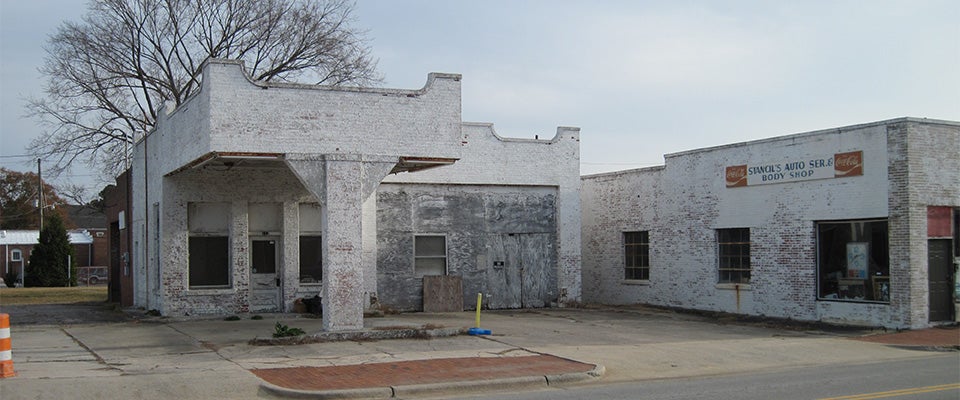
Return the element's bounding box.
[463,354,960,400]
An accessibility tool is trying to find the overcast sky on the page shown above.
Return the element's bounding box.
[1,1,958,201]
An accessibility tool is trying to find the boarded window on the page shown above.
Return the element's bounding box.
[414,235,446,277]
[718,228,750,284]
[189,236,229,287]
[624,231,649,280]
[188,202,230,288]
[298,203,323,283]
[299,236,322,283]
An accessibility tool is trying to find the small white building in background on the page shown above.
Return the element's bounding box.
[1,230,96,285]
[581,118,959,329]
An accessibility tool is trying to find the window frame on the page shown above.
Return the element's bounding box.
[187,235,231,288]
[623,231,650,281]
[10,249,22,262]
[414,235,447,278]
[815,218,890,303]
[187,202,232,289]
[298,203,324,285]
[298,235,323,284]
[717,228,751,284]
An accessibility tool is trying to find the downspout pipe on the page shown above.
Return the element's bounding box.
[144,133,150,309]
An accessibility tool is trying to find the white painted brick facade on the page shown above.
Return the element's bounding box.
[130,60,581,322]
[582,118,959,329]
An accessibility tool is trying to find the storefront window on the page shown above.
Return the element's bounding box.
[299,236,322,283]
[817,219,889,302]
[299,203,323,284]
[188,202,231,288]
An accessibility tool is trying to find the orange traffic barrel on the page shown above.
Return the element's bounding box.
[0,313,14,378]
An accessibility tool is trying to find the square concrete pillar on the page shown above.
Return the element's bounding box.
[321,155,365,331]
[287,153,397,331]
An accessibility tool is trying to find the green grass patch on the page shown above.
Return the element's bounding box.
[0,286,108,305]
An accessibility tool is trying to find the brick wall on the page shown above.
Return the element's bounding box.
[131,59,581,315]
[886,121,960,326]
[582,118,958,329]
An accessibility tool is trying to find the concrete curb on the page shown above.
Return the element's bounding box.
[393,375,548,398]
[257,363,605,399]
[259,380,393,399]
[546,364,606,386]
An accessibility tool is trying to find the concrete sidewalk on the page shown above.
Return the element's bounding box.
[0,306,956,399]
[254,320,958,399]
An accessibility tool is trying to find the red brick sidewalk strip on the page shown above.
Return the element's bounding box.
[854,326,959,347]
[252,354,595,391]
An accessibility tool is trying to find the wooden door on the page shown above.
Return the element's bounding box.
[250,238,280,312]
[928,239,954,322]
[485,233,555,309]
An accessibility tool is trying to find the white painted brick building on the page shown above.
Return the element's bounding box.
[581,118,959,329]
[130,59,580,330]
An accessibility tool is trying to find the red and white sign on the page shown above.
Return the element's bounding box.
[725,150,863,188]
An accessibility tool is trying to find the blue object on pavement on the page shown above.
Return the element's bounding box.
[468,327,492,336]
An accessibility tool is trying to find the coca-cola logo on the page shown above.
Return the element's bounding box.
[725,165,747,187]
[834,151,863,177]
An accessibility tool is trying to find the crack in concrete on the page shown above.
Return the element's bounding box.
[478,335,555,358]
[60,327,121,372]
[164,323,248,370]
[489,347,528,356]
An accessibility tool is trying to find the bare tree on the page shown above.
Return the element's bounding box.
[28,0,380,177]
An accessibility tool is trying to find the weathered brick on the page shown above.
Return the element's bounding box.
[581,118,959,329]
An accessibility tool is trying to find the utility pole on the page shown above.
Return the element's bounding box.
[37,159,44,231]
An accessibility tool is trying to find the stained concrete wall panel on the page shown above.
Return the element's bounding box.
[377,184,559,311]
[383,123,582,304]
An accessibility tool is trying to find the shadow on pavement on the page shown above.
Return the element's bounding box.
[0,302,129,325]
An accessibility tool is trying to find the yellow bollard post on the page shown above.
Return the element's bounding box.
[475,293,483,328]
[468,293,491,336]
